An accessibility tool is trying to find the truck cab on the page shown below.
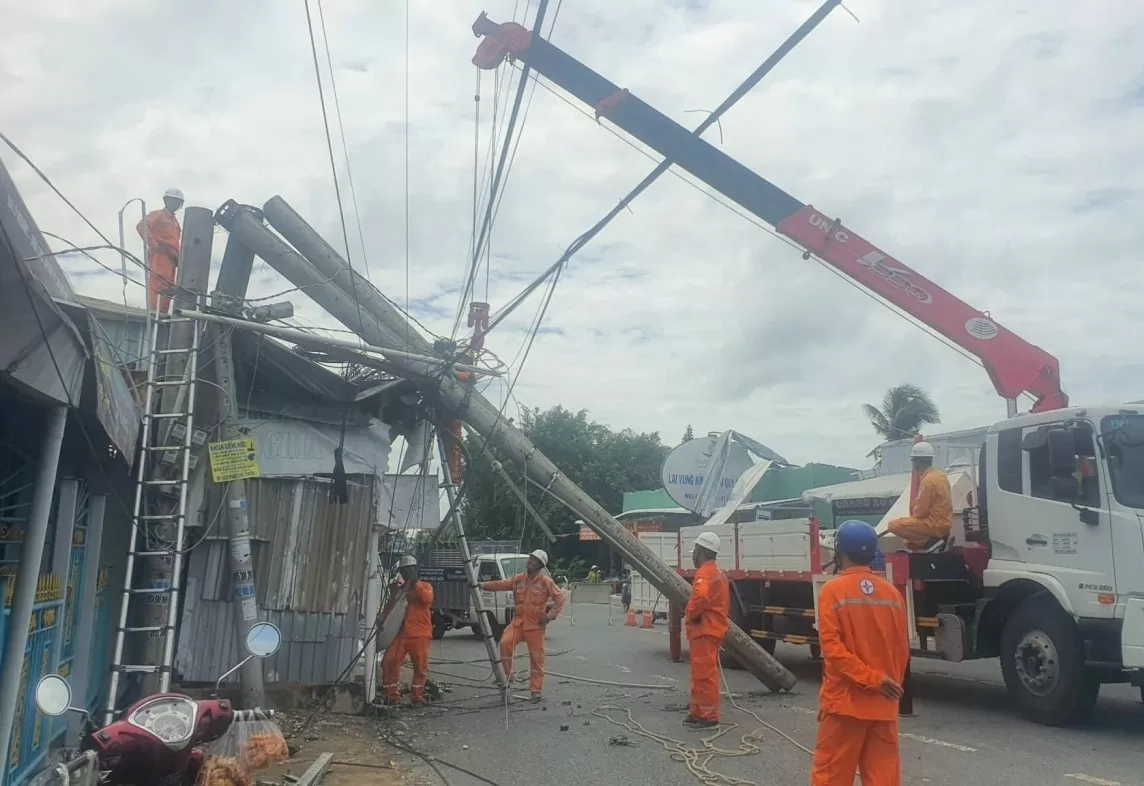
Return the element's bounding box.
[901,405,1144,723]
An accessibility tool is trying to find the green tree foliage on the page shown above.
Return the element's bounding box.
[460,405,670,550]
[681,424,695,443]
[862,383,941,443]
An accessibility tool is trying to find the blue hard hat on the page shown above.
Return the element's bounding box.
[836,519,878,559]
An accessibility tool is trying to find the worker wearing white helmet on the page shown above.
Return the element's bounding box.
[136,187,185,315]
[684,530,730,729]
[478,548,566,701]
[379,555,434,706]
[885,440,953,551]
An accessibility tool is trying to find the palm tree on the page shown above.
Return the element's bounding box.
[863,383,941,442]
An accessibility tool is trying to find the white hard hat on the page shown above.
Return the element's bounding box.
[591,565,598,569]
[398,555,417,568]
[694,531,721,554]
[163,187,185,201]
[529,549,549,567]
[910,441,935,459]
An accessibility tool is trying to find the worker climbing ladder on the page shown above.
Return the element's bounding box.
[104,303,206,723]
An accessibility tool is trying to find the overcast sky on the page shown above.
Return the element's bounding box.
[4,0,1143,471]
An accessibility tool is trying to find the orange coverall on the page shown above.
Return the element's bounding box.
[685,560,730,722]
[137,208,181,314]
[887,467,952,550]
[481,572,566,693]
[380,580,434,702]
[812,566,909,786]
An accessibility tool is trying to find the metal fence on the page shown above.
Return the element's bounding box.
[3,575,65,785]
[85,568,110,713]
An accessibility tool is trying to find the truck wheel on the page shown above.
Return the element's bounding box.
[999,593,1099,725]
[432,614,448,640]
[473,611,504,642]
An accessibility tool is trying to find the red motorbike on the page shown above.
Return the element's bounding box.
[31,621,282,785]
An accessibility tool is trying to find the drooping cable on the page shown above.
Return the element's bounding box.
[303,0,365,503]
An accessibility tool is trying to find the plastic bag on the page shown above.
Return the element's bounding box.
[196,710,288,786]
[238,712,289,770]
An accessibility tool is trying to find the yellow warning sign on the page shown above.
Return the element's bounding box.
[208,438,260,483]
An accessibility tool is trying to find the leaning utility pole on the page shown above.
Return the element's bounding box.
[208,206,268,708]
[222,197,795,692]
[464,425,556,544]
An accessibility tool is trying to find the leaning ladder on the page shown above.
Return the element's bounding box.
[104,308,204,723]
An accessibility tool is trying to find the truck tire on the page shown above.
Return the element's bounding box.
[999,592,1099,725]
[432,613,448,640]
[471,611,504,642]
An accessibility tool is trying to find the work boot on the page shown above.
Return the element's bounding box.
[530,692,543,703]
[683,716,718,730]
[411,700,425,708]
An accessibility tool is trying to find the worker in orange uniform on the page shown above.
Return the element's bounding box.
[478,549,565,701]
[380,555,434,707]
[684,530,729,730]
[812,519,909,786]
[137,188,184,315]
[885,441,952,551]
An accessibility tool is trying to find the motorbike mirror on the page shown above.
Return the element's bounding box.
[35,674,73,717]
[245,621,282,658]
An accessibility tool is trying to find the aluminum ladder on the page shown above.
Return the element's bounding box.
[104,308,204,724]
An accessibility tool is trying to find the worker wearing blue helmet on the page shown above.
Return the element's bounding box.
[811,520,909,786]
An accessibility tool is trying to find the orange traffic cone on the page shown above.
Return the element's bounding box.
[625,608,637,627]
[641,610,654,629]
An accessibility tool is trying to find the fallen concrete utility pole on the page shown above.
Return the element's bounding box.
[221,198,796,692]
[175,309,492,377]
[261,196,434,356]
[463,425,556,544]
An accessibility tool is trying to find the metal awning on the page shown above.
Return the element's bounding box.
[800,472,911,504]
[0,155,87,404]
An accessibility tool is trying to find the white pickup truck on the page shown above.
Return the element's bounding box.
[420,551,534,639]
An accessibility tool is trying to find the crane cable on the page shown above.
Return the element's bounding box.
[452,0,554,339]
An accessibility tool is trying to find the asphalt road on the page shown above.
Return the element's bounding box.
[386,603,1144,786]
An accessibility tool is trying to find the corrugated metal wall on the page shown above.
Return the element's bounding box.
[176,475,376,685]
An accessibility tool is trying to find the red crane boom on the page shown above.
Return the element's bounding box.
[470,13,1067,414]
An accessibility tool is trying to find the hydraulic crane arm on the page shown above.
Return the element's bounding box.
[471,13,1068,414]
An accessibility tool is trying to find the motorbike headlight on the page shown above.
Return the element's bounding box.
[128,697,197,747]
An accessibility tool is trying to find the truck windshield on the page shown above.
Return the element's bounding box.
[1101,415,1144,509]
[499,557,529,577]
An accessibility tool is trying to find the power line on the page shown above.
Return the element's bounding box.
[302,0,365,337]
[314,0,372,284]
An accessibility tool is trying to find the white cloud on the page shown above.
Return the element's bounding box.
[3,0,1143,470]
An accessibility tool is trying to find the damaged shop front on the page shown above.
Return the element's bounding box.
[174,330,414,698]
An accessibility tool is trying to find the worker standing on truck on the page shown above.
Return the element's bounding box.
[685,531,729,730]
[478,549,565,701]
[380,556,434,707]
[813,520,909,786]
[137,188,184,314]
[886,441,953,551]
